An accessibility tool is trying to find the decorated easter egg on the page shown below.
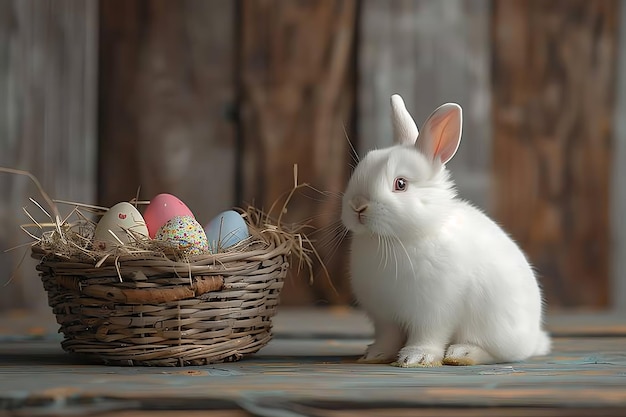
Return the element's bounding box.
[204,210,250,253]
[155,215,209,255]
[94,202,148,250]
[143,193,195,238]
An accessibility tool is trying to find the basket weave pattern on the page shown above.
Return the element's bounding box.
[33,230,292,366]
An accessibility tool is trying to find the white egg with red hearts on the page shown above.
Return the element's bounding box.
[204,210,250,253]
[94,202,148,250]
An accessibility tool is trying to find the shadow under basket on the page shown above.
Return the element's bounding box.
[32,229,293,367]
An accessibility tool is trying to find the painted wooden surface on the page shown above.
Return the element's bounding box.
[239,0,357,306]
[358,0,492,210]
[492,0,619,308]
[98,0,236,225]
[0,0,97,312]
[1,308,625,415]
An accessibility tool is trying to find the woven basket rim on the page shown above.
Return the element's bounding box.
[30,205,305,269]
[32,227,293,265]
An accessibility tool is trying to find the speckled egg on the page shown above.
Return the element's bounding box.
[155,215,209,255]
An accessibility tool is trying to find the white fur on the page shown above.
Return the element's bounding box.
[391,94,419,145]
[342,98,550,367]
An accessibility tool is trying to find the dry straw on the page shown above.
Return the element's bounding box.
[2,166,319,366]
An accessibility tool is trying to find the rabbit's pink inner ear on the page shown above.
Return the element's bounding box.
[417,104,462,164]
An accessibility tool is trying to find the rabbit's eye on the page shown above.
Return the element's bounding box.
[393,177,408,192]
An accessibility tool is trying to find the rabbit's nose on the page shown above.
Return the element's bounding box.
[350,196,369,224]
[350,195,368,211]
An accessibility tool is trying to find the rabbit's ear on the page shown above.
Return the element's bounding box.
[391,94,419,145]
[416,103,462,164]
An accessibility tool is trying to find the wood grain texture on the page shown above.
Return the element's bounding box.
[239,0,357,305]
[0,0,97,312]
[492,0,618,308]
[359,0,491,210]
[1,310,626,414]
[80,409,626,417]
[613,2,626,311]
[98,0,236,224]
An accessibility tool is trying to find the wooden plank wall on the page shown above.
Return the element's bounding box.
[0,0,622,311]
[0,0,97,311]
[97,0,356,306]
[98,0,236,224]
[614,2,626,311]
[359,0,491,210]
[492,0,618,308]
[239,0,356,305]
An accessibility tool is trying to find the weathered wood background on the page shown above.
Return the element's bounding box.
[0,0,97,311]
[492,0,618,308]
[613,0,626,311]
[239,0,356,305]
[0,0,623,311]
[359,0,491,209]
[98,0,236,221]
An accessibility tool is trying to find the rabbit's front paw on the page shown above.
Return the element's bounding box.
[443,343,496,366]
[393,345,443,367]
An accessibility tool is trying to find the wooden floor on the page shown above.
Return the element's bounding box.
[1,308,626,416]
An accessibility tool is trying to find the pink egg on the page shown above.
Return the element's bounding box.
[143,193,195,238]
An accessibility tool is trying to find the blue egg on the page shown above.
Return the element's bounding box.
[204,210,250,252]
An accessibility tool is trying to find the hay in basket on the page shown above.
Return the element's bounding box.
[4,166,319,366]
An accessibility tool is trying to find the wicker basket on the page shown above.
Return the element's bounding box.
[31,212,297,366]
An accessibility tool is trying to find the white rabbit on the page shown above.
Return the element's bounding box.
[341,95,550,367]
